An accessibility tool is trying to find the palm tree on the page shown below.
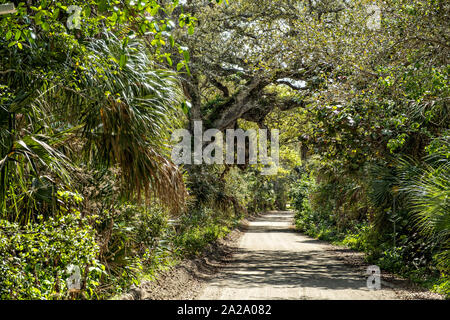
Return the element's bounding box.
[1,30,186,223]
[407,138,450,273]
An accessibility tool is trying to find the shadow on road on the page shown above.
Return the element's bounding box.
[211,249,367,291]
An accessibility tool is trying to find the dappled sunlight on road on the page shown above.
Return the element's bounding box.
[198,211,400,300]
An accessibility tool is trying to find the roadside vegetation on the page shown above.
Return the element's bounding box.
[1,0,448,299]
[287,0,449,298]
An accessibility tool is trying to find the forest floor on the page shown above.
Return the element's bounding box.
[121,211,443,300]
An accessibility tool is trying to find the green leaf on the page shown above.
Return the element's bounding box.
[41,22,50,31]
[166,55,173,66]
[14,30,21,41]
[150,5,160,16]
[5,30,12,41]
[188,24,195,35]
[185,62,191,76]
[119,54,127,68]
[122,36,129,49]
[169,35,175,47]
[183,50,190,63]
[83,6,91,17]
[53,8,60,19]
[181,101,191,114]
[98,0,108,12]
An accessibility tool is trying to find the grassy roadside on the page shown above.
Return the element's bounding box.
[110,209,248,300]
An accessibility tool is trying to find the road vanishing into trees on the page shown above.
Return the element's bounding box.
[198,211,400,300]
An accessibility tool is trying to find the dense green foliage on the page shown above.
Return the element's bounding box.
[286,0,449,297]
[0,210,102,299]
[1,0,448,300]
[0,0,240,299]
[291,138,449,296]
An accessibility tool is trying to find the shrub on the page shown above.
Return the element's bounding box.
[0,214,103,299]
[433,275,450,298]
[174,207,232,256]
[95,203,173,294]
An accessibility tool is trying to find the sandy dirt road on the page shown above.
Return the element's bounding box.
[197,211,400,300]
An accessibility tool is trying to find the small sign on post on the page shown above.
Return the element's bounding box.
[0,3,16,15]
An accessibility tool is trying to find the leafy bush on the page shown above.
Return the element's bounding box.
[174,207,232,256]
[342,226,377,253]
[291,173,341,241]
[433,275,450,298]
[94,203,175,295]
[176,224,230,256]
[377,247,406,274]
[289,174,311,213]
[0,214,103,299]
